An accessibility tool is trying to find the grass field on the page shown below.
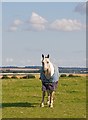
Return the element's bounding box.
[1,76,87,118]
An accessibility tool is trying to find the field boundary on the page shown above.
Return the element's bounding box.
[0,73,88,79]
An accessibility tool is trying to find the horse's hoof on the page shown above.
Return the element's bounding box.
[40,103,44,107]
[50,105,53,108]
[49,104,53,108]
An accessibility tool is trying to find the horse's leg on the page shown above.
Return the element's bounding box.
[49,91,55,108]
[40,91,45,107]
[47,90,50,106]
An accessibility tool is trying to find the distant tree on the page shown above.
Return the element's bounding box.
[11,75,18,79]
[68,74,74,77]
[22,74,35,79]
[60,74,67,77]
[2,75,10,79]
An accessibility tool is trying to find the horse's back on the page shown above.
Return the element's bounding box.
[50,65,59,82]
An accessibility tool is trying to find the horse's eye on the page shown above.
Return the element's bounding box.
[47,61,49,64]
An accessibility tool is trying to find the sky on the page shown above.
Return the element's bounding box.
[1,0,87,2]
[1,1,86,67]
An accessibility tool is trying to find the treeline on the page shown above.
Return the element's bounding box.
[1,74,36,79]
[59,67,88,74]
[0,66,88,74]
[1,69,40,73]
[1,74,81,79]
[60,74,80,77]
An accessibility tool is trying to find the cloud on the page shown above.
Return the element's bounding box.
[50,19,84,31]
[28,12,85,31]
[74,2,86,15]
[13,19,23,26]
[29,12,48,31]
[9,19,23,31]
[8,12,85,32]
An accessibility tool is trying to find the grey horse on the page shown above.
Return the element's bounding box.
[40,54,59,107]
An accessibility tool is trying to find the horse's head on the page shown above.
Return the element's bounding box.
[41,54,54,79]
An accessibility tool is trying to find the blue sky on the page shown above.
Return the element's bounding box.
[2,2,86,67]
[1,0,87,2]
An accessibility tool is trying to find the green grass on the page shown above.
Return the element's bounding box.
[2,76,87,118]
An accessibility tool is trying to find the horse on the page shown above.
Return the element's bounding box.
[40,54,59,108]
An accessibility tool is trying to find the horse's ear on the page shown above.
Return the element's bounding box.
[42,54,44,59]
[47,54,49,58]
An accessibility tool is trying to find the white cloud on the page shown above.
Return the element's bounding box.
[13,19,23,26]
[9,19,23,31]
[29,12,48,31]
[50,19,84,31]
[8,12,85,32]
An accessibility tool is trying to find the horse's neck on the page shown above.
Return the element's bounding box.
[49,62,54,76]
